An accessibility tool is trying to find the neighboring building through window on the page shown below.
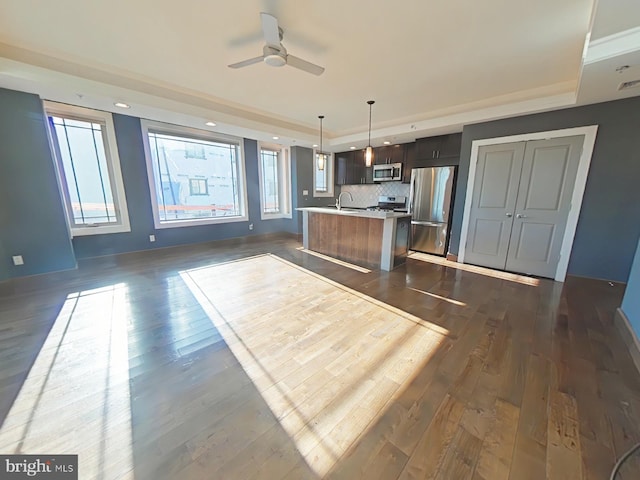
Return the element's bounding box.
[259,145,291,219]
[44,101,130,237]
[141,120,248,228]
[314,151,334,197]
[189,178,209,196]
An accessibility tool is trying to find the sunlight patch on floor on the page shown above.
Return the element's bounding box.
[0,284,133,479]
[408,287,467,306]
[409,251,541,286]
[296,247,372,273]
[180,254,449,477]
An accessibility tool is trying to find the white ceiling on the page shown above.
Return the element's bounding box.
[0,0,638,151]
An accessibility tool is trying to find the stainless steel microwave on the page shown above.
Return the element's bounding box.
[373,162,402,181]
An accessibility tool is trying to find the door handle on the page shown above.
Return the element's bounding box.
[516,214,527,218]
[506,213,513,217]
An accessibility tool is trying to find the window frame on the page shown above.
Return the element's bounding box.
[258,143,292,220]
[140,119,249,229]
[313,150,334,197]
[43,101,131,237]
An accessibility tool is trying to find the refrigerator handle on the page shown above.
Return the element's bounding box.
[409,176,415,213]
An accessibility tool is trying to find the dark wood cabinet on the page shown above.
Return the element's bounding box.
[335,151,352,185]
[404,134,461,182]
[415,133,462,161]
[335,150,372,185]
[374,144,406,165]
[402,142,415,183]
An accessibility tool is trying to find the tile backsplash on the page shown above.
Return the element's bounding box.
[339,182,410,208]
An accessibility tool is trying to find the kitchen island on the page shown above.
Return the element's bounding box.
[297,207,411,271]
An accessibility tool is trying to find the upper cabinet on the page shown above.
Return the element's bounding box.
[333,136,461,185]
[415,133,462,162]
[374,144,406,165]
[402,143,415,183]
[335,150,372,185]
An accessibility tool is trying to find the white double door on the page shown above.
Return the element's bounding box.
[464,136,583,278]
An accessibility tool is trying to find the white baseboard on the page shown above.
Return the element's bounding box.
[614,308,640,375]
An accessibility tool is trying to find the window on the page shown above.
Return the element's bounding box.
[141,120,248,228]
[44,102,130,237]
[189,178,209,196]
[313,151,334,197]
[258,145,291,219]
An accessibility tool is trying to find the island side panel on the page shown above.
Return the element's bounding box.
[307,212,383,269]
[302,210,309,249]
[380,217,397,271]
[308,212,338,257]
[366,218,384,267]
[337,216,373,267]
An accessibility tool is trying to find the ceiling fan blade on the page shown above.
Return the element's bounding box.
[228,56,264,69]
[260,12,281,46]
[286,55,325,76]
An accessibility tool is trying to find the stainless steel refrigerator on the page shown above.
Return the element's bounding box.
[408,166,456,255]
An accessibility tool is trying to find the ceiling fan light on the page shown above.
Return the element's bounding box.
[264,54,286,67]
[365,146,373,167]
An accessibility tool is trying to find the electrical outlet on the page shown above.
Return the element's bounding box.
[302,189,309,196]
[249,223,254,231]
[12,255,24,266]
[149,234,156,242]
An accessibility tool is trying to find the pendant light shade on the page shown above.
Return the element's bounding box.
[365,100,375,167]
[365,146,373,166]
[317,115,325,171]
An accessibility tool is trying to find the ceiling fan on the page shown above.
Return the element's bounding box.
[228,13,325,76]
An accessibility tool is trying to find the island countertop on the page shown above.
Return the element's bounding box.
[296,207,411,219]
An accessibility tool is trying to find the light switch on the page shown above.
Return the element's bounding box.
[302,189,309,196]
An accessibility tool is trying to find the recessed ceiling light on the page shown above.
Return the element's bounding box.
[312,144,319,148]
[272,136,279,140]
[114,102,130,109]
[383,141,391,145]
[349,146,356,150]
[205,121,216,127]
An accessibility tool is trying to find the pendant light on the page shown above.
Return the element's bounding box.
[365,100,375,167]
[317,115,325,171]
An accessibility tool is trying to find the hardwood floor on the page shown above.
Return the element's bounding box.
[0,233,638,479]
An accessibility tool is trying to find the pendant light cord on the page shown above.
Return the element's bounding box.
[319,115,323,153]
[367,100,374,148]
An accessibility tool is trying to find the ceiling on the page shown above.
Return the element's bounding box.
[0,0,639,151]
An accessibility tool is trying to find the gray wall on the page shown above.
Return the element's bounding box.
[0,197,8,282]
[622,237,640,336]
[450,96,640,283]
[0,87,303,279]
[290,146,338,233]
[0,88,76,278]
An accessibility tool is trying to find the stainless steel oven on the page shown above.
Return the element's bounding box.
[372,162,402,181]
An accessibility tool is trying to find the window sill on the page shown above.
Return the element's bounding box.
[260,213,292,221]
[154,214,249,229]
[71,224,131,237]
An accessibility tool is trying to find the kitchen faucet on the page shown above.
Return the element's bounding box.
[336,191,353,210]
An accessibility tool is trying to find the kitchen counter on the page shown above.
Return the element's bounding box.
[299,206,410,219]
[297,207,411,271]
